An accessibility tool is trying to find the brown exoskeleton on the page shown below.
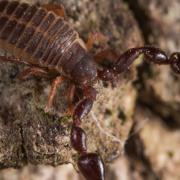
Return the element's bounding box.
[0,1,179,180]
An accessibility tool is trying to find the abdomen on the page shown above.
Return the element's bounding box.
[0,1,87,77]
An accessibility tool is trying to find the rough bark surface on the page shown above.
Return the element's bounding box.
[127,0,180,126]
[0,0,180,180]
[0,0,142,171]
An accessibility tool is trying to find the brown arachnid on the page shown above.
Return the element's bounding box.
[0,1,179,180]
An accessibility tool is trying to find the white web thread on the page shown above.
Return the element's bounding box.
[91,111,125,148]
[91,111,149,154]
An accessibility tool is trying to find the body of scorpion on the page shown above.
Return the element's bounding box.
[0,1,179,180]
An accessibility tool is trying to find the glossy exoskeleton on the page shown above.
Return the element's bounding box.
[0,1,179,180]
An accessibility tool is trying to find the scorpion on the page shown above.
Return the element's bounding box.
[0,1,179,180]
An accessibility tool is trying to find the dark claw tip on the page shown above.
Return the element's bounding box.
[78,153,105,180]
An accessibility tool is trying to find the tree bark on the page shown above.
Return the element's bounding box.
[0,0,142,168]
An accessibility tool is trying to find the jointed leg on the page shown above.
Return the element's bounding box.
[44,76,64,113]
[86,31,108,50]
[0,55,50,80]
[0,55,23,64]
[42,4,67,18]
[0,56,49,80]
[18,67,48,80]
[66,84,75,114]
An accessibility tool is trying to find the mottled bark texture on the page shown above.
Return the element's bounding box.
[127,0,180,126]
[0,0,142,169]
[1,0,180,180]
[124,107,180,180]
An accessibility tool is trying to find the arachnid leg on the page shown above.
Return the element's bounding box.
[86,32,108,50]
[66,84,75,114]
[98,46,180,82]
[18,67,48,80]
[0,55,24,64]
[42,4,67,18]
[45,76,64,113]
[0,56,48,80]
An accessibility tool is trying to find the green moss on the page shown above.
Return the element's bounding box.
[58,116,72,126]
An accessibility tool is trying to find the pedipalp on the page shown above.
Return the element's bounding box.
[97,46,180,82]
